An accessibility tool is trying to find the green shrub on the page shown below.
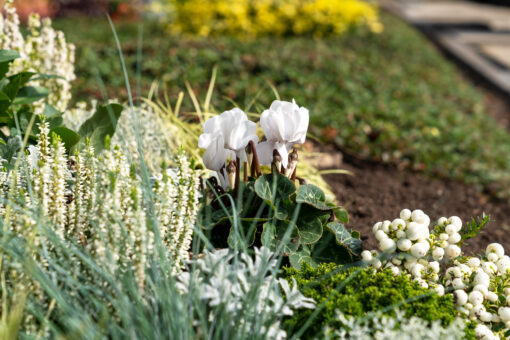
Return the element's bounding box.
[283,263,476,338]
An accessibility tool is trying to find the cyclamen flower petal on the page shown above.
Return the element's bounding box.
[258,99,309,167]
[199,108,259,161]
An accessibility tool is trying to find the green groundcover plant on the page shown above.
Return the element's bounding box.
[283,264,477,339]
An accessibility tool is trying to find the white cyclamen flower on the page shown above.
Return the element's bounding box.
[202,134,234,189]
[257,99,309,168]
[199,108,258,162]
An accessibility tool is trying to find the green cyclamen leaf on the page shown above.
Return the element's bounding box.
[261,220,300,253]
[326,221,362,257]
[296,184,330,210]
[297,215,323,244]
[289,245,317,269]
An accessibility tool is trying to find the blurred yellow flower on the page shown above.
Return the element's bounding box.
[152,0,382,38]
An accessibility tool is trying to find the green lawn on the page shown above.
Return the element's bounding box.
[54,13,510,197]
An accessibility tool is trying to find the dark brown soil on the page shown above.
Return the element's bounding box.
[318,146,510,256]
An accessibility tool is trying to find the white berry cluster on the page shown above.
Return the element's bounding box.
[361,209,463,293]
[447,243,510,340]
[362,209,510,339]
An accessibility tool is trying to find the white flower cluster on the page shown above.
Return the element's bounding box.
[177,247,315,339]
[362,209,510,339]
[199,99,308,189]
[1,123,200,289]
[329,309,467,340]
[0,0,75,113]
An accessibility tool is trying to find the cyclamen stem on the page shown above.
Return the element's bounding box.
[244,161,248,182]
[249,140,261,177]
[291,166,297,182]
[235,157,240,198]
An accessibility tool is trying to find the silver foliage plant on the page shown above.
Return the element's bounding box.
[328,309,467,340]
[1,121,199,288]
[177,247,316,339]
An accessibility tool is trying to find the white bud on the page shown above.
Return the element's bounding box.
[428,261,440,274]
[434,284,445,296]
[487,243,505,258]
[473,285,489,297]
[439,233,450,241]
[400,209,412,220]
[487,291,498,303]
[432,247,444,261]
[361,250,372,262]
[410,242,429,258]
[391,258,402,266]
[411,263,424,278]
[375,230,387,242]
[380,238,396,252]
[454,290,468,306]
[452,278,465,289]
[396,230,406,239]
[482,262,497,276]
[468,291,484,306]
[480,312,493,322]
[381,220,391,233]
[372,259,382,269]
[445,224,457,235]
[474,270,491,287]
[437,217,448,227]
[499,307,510,322]
[448,216,462,231]
[411,209,426,223]
[448,233,461,244]
[445,245,461,259]
[487,252,499,263]
[391,218,405,230]
[406,222,421,241]
[467,257,481,269]
[452,266,462,278]
[372,222,382,234]
[475,324,492,339]
[417,279,428,289]
[506,295,510,306]
[491,313,501,323]
[471,304,486,318]
[397,238,412,252]
[390,266,400,276]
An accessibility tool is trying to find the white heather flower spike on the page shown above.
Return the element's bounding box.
[257,99,309,168]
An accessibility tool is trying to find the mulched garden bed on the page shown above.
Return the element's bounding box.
[320,146,510,256]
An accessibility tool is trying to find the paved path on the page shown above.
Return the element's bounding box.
[383,0,510,96]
